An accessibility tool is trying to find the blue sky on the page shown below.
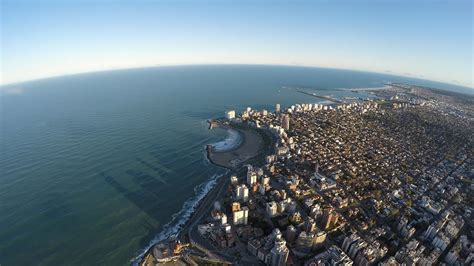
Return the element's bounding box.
[1,0,472,87]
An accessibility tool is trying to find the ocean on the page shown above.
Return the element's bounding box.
[0,65,471,265]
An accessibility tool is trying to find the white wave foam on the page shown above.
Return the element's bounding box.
[131,171,227,265]
[210,129,242,152]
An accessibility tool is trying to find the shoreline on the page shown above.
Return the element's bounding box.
[139,120,274,265]
[134,172,226,265]
[208,128,244,153]
[207,120,265,170]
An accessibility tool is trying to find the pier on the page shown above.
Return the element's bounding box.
[297,90,346,104]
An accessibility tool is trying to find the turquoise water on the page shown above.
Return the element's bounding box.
[0,65,471,265]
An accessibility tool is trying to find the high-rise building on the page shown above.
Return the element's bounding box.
[235,184,249,202]
[270,229,289,266]
[282,114,290,131]
[286,225,297,243]
[247,167,257,186]
[221,214,227,225]
[266,201,278,217]
[322,207,338,230]
[225,110,235,120]
[342,233,360,254]
[276,104,281,113]
[349,240,367,259]
[233,206,249,225]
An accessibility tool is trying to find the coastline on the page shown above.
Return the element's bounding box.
[133,171,225,265]
[138,119,275,265]
[208,128,244,153]
[207,120,265,170]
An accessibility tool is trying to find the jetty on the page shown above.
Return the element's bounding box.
[297,90,346,104]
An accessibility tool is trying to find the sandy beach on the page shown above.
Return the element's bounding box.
[207,122,264,169]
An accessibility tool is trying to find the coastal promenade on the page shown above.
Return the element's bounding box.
[141,121,275,265]
[183,124,276,262]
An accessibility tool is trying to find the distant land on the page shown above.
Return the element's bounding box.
[1,65,473,95]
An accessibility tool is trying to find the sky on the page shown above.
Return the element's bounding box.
[1,0,473,87]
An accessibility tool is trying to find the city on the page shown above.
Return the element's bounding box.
[142,84,473,265]
[1,1,472,265]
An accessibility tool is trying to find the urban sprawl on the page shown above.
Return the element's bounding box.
[142,84,473,266]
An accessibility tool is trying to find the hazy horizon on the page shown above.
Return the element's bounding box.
[1,64,473,94]
[1,0,472,87]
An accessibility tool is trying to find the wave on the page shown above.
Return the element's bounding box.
[130,170,227,265]
[210,129,242,152]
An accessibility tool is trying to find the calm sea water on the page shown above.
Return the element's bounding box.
[0,65,471,265]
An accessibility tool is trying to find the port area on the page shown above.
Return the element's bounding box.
[206,119,272,170]
[297,90,346,104]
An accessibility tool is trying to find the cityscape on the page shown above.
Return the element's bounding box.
[1,0,472,265]
[142,84,473,265]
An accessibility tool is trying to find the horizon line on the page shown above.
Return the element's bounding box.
[1,63,473,91]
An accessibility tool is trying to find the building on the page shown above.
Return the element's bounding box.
[321,207,338,230]
[233,206,249,225]
[349,240,367,260]
[247,166,257,186]
[342,233,360,254]
[305,217,317,233]
[305,245,353,266]
[235,184,249,202]
[282,114,290,131]
[230,175,238,185]
[311,172,337,190]
[232,202,241,212]
[286,225,297,243]
[267,201,278,217]
[248,239,262,256]
[313,231,327,248]
[276,103,281,113]
[226,110,235,120]
[296,231,314,251]
[270,229,289,266]
[276,146,289,156]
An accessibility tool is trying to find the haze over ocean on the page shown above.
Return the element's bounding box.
[0,65,472,265]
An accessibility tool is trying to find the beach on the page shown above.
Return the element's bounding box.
[139,119,276,265]
[207,122,264,169]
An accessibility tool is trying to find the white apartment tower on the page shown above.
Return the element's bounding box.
[225,110,236,120]
[235,184,249,202]
[233,206,249,225]
[247,167,257,186]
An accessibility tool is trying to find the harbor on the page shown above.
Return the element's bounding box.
[297,90,346,104]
